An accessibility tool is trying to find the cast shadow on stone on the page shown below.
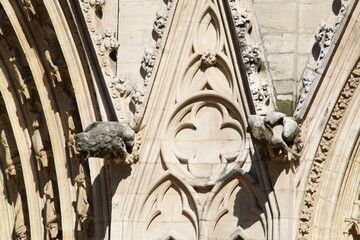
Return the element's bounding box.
[231,148,295,238]
[139,64,147,80]
[332,0,342,15]
[109,162,132,197]
[88,162,132,240]
[312,42,321,62]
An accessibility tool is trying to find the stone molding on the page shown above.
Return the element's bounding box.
[228,0,274,115]
[294,0,352,120]
[0,1,107,238]
[298,60,360,240]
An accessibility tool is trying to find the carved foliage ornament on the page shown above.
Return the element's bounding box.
[141,0,174,84]
[79,0,120,77]
[105,1,174,126]
[298,61,360,240]
[228,1,270,114]
[294,0,351,118]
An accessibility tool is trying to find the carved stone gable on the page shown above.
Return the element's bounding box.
[111,0,272,239]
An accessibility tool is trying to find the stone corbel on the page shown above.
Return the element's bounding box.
[247,111,302,161]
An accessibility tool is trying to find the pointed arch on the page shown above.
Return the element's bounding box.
[135,171,200,240]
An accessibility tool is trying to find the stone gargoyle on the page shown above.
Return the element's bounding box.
[248,112,301,161]
[75,121,137,164]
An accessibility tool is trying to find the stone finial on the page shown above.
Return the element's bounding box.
[75,121,138,164]
[248,111,301,161]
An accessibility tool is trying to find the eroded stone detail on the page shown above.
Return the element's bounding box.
[114,0,173,128]
[75,121,138,164]
[106,0,174,125]
[294,72,314,119]
[153,11,168,38]
[201,51,217,66]
[231,6,251,46]
[79,0,105,33]
[141,0,173,82]
[242,45,261,74]
[294,0,350,119]
[229,1,270,114]
[141,46,158,82]
[248,111,301,161]
[79,0,121,92]
[314,22,336,71]
[298,61,360,240]
[95,30,119,76]
[130,83,146,128]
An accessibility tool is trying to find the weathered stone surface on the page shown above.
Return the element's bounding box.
[248,111,301,160]
[75,121,135,163]
[0,0,359,240]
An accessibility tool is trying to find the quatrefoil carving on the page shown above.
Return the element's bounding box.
[162,94,248,187]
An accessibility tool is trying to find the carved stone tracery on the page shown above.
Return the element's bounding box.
[158,1,251,188]
[164,96,247,185]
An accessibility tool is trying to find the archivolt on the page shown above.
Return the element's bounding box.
[298,60,360,239]
[0,1,112,239]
